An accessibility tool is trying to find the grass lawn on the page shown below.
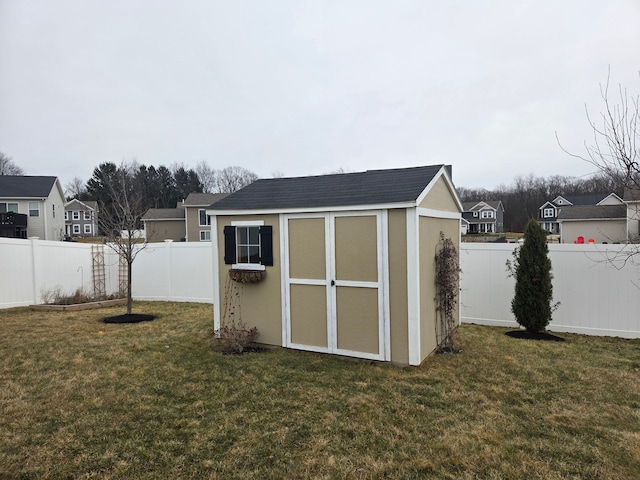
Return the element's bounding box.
[1,302,639,479]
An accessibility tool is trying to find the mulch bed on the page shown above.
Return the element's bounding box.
[103,314,156,324]
[505,330,566,342]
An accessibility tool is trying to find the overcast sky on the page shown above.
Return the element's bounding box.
[1,0,639,191]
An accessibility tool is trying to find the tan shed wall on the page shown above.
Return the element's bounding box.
[561,220,627,244]
[145,220,186,243]
[387,209,409,364]
[217,214,282,346]
[419,216,460,363]
[419,176,460,212]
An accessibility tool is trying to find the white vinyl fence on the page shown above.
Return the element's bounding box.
[460,243,640,338]
[2,237,640,339]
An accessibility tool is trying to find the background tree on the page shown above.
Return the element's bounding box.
[0,152,25,175]
[64,176,88,200]
[215,166,258,193]
[508,219,557,333]
[195,160,217,193]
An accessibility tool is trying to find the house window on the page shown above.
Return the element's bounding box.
[84,224,92,234]
[73,224,80,234]
[84,211,91,220]
[223,223,273,269]
[0,202,18,213]
[198,209,210,226]
[52,204,56,218]
[29,202,39,217]
[64,211,69,220]
[200,230,211,241]
[481,211,494,219]
[473,211,478,217]
[543,208,554,218]
[72,211,80,220]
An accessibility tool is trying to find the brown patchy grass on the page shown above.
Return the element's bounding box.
[1,302,639,479]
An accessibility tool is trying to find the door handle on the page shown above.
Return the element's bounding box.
[331,280,335,287]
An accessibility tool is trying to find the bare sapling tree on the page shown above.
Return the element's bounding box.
[98,162,148,315]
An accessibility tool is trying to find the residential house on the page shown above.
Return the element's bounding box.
[141,204,186,242]
[141,192,228,242]
[0,176,65,240]
[557,204,627,244]
[538,193,623,235]
[461,200,505,234]
[207,164,462,366]
[64,199,99,238]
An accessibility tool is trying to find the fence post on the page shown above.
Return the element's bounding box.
[164,240,173,301]
[29,237,40,304]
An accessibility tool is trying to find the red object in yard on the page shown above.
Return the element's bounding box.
[588,238,595,244]
[576,236,584,244]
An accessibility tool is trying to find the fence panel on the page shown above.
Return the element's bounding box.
[132,241,213,303]
[460,243,640,338]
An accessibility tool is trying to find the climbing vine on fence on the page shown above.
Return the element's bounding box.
[435,231,461,353]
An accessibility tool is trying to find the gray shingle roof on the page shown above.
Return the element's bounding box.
[561,194,609,206]
[183,192,229,206]
[0,176,57,198]
[209,165,447,211]
[141,208,185,220]
[557,205,626,220]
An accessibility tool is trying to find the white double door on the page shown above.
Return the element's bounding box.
[283,211,389,361]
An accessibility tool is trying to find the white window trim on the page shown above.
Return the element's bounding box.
[72,211,80,220]
[84,224,92,234]
[84,211,91,220]
[230,220,265,270]
[198,209,210,227]
[200,230,211,241]
[543,208,554,218]
[64,211,69,220]
[73,224,81,234]
[481,211,494,219]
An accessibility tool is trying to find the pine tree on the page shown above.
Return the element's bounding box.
[510,218,556,333]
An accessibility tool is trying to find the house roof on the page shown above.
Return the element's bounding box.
[462,200,503,211]
[141,208,186,221]
[0,175,58,198]
[557,204,627,220]
[558,194,610,206]
[183,192,229,207]
[65,198,98,211]
[209,165,451,211]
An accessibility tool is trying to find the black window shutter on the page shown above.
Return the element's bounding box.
[259,226,273,266]
[223,226,236,264]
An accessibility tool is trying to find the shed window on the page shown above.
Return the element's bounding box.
[224,224,273,268]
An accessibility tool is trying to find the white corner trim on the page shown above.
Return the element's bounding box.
[211,216,221,332]
[406,208,421,366]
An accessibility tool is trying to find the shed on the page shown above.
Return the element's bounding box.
[207,164,462,366]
